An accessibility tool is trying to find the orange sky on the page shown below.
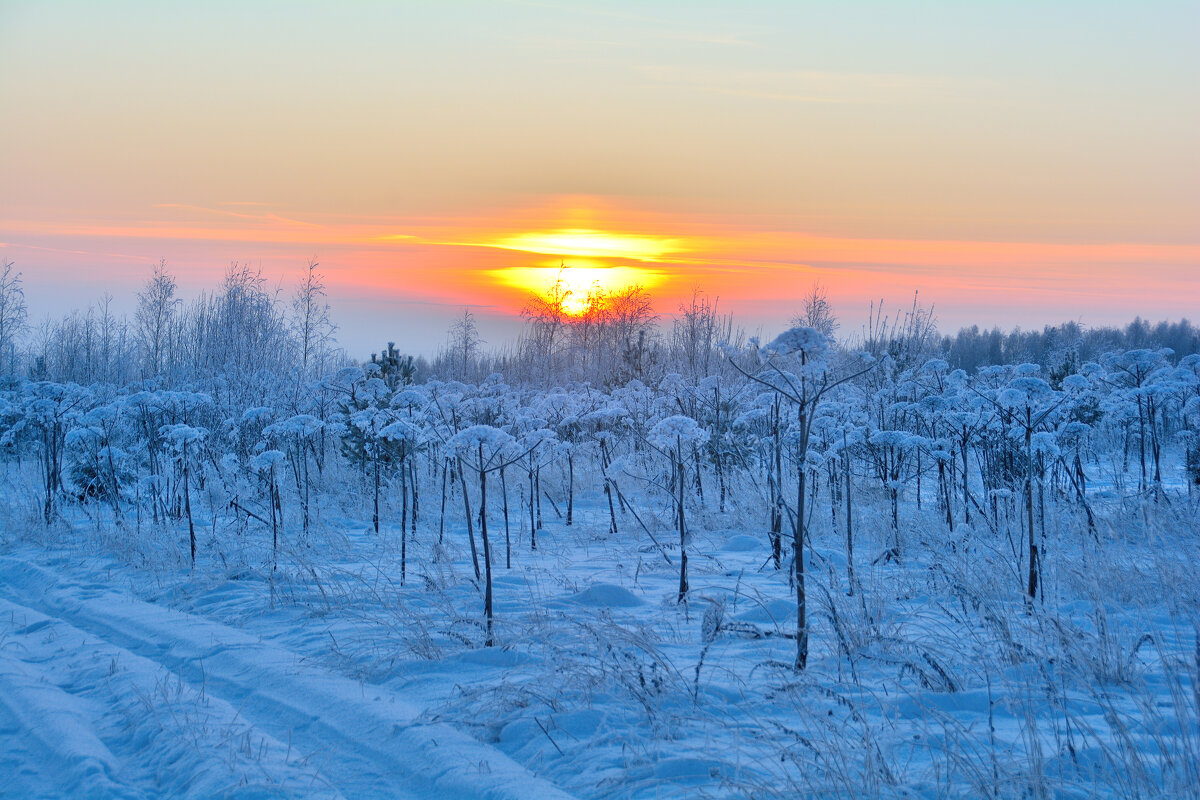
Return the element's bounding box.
[2,2,1197,356]
[5,195,1195,353]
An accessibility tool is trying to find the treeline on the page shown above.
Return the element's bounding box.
[423,286,738,387]
[943,318,1200,376]
[0,260,342,398]
[3,259,1196,393]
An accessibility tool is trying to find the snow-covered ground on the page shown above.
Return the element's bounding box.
[2,478,1196,799]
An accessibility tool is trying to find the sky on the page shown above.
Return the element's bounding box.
[2,1,1197,358]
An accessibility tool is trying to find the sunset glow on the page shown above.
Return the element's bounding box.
[487,229,683,262]
[0,2,1195,355]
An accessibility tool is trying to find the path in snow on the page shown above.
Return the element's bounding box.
[0,554,577,800]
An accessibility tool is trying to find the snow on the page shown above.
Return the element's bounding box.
[565,583,644,608]
[763,326,831,360]
[2,474,1194,798]
[0,594,335,799]
[0,553,574,800]
[447,425,518,458]
[647,415,708,449]
[1,341,1198,798]
[250,449,286,472]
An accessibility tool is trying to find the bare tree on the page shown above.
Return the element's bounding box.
[92,293,131,385]
[791,282,839,339]
[447,309,483,380]
[0,260,29,376]
[673,290,726,381]
[521,273,571,377]
[604,284,658,382]
[182,263,292,382]
[292,259,335,376]
[136,260,179,379]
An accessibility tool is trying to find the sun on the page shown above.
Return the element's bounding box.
[485,225,678,316]
[495,264,663,316]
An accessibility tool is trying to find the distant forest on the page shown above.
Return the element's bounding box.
[0,259,1195,387]
[940,317,1200,375]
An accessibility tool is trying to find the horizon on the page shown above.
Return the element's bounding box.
[4,257,1197,365]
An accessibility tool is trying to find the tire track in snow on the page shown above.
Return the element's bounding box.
[0,638,139,800]
[0,555,577,800]
[0,598,338,799]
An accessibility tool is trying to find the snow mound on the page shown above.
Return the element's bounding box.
[459,648,536,667]
[721,534,761,552]
[568,583,644,608]
[734,597,795,626]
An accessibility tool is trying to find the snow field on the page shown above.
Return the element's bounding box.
[2,480,1196,799]
[0,545,577,800]
[1,342,1199,797]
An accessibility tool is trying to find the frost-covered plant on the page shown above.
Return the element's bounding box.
[446,424,527,645]
[162,423,206,567]
[65,402,132,517]
[250,447,286,568]
[648,414,709,603]
[726,327,875,670]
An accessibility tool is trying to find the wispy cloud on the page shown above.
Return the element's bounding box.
[658,31,754,47]
[151,203,323,228]
[639,65,976,105]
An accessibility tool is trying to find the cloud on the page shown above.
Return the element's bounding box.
[658,31,754,47]
[151,203,323,228]
[638,65,978,105]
